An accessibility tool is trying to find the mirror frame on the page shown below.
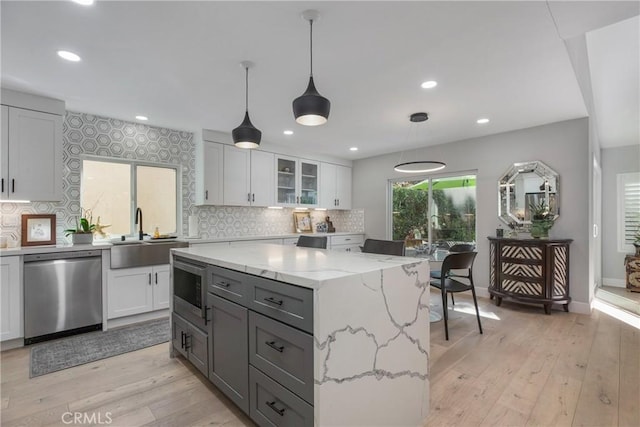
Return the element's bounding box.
[498,160,560,228]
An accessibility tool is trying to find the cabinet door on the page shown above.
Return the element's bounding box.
[319,162,337,209]
[223,145,251,206]
[8,108,62,201]
[250,150,275,207]
[172,313,189,358]
[152,265,171,310]
[0,256,22,341]
[187,324,208,377]
[107,267,153,319]
[201,141,223,205]
[209,293,249,413]
[0,106,8,200]
[335,165,352,210]
[276,156,297,206]
[299,160,319,207]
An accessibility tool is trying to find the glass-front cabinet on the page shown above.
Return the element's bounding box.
[276,155,319,207]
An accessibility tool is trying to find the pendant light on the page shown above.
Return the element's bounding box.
[233,61,262,149]
[394,112,446,173]
[293,10,330,126]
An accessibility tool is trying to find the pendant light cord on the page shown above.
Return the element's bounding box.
[245,66,249,112]
[309,19,314,77]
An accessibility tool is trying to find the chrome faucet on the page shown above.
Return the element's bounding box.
[135,208,143,240]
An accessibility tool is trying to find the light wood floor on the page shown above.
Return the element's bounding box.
[1,292,638,427]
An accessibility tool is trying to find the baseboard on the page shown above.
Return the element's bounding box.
[602,278,626,288]
[0,338,24,352]
[106,309,170,330]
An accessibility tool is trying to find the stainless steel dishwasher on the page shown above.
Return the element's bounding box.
[24,250,102,344]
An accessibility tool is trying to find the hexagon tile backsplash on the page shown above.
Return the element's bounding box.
[0,111,364,246]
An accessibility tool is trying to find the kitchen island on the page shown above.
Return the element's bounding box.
[171,243,430,426]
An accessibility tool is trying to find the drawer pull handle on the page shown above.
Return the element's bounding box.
[265,340,284,353]
[264,297,283,306]
[266,400,285,416]
[216,281,230,288]
[181,331,185,349]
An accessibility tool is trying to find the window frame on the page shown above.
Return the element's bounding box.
[617,171,640,253]
[387,169,478,245]
[80,155,182,238]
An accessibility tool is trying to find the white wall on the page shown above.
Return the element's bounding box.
[601,145,640,283]
[353,118,591,310]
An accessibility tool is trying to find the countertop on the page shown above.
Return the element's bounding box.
[0,231,365,257]
[172,243,425,289]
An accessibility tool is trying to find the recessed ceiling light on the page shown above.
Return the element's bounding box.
[72,0,94,5]
[349,147,358,151]
[477,118,490,124]
[421,81,438,89]
[283,130,294,135]
[135,115,148,121]
[57,50,81,62]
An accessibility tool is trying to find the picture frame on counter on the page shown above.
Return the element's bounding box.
[293,211,313,233]
[21,214,56,246]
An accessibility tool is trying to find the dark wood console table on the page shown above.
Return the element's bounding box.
[488,237,572,314]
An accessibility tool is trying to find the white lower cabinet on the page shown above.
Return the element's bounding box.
[329,234,364,253]
[0,256,22,341]
[108,264,170,319]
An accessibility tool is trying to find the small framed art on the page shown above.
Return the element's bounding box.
[21,214,56,246]
[293,211,313,233]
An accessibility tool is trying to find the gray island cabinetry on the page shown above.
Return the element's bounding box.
[170,244,430,426]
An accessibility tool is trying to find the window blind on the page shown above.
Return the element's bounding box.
[618,172,640,251]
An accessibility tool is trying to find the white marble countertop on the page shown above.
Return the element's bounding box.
[172,243,425,289]
[0,231,365,257]
[183,231,363,244]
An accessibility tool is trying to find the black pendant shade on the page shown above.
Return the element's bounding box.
[293,10,330,126]
[232,111,261,149]
[233,62,261,149]
[293,76,330,126]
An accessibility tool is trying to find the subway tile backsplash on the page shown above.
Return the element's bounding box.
[0,111,363,245]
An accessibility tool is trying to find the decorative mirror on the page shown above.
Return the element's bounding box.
[498,161,559,227]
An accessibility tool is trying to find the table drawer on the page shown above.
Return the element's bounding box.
[247,276,313,333]
[330,234,363,246]
[249,365,313,427]
[208,265,248,306]
[249,311,313,404]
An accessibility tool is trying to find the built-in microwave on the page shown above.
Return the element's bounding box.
[173,257,208,327]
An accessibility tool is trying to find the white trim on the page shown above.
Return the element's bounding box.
[571,301,592,315]
[602,277,626,288]
[106,310,169,330]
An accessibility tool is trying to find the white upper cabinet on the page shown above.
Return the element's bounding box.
[223,145,251,206]
[320,162,352,210]
[250,150,275,207]
[275,155,319,208]
[199,140,224,205]
[223,145,275,207]
[0,105,63,202]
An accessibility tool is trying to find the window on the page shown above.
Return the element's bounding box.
[390,174,476,248]
[617,172,640,252]
[82,159,179,237]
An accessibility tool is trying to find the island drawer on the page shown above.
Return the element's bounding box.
[208,266,248,305]
[249,365,313,427]
[330,234,364,246]
[247,276,313,333]
[249,311,313,404]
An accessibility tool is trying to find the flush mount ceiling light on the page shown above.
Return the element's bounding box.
[232,61,262,149]
[135,115,148,121]
[393,112,446,174]
[292,10,330,126]
[421,80,438,89]
[477,118,490,124]
[57,50,81,62]
[72,0,94,5]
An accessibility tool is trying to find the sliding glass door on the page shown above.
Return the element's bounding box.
[390,173,477,249]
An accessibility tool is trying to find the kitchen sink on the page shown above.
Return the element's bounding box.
[110,240,188,269]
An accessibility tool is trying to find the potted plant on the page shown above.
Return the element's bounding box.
[529,201,553,239]
[64,208,97,245]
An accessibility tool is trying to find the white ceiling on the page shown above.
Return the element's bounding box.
[1,1,638,159]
